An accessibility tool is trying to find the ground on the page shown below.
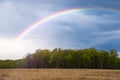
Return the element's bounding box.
[0,69,120,80]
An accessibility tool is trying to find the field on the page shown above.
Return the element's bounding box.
[0,69,120,80]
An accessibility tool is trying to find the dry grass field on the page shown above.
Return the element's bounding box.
[0,69,120,80]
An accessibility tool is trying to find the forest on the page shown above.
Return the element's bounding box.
[0,48,120,69]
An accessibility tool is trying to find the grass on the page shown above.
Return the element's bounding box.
[0,69,120,80]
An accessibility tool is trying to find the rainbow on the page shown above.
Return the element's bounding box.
[16,8,120,41]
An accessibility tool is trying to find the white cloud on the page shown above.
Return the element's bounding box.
[63,26,72,31]
[0,37,36,59]
[95,30,120,36]
[0,36,56,59]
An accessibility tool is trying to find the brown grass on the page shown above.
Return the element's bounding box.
[0,69,120,80]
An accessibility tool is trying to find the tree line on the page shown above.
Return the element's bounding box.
[0,48,120,69]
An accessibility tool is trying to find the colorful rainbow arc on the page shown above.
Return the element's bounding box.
[16,8,82,41]
[16,8,120,41]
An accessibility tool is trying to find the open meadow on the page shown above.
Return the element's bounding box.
[0,69,120,80]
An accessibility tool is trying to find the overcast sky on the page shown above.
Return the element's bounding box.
[0,0,120,59]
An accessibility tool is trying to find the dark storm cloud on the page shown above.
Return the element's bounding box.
[0,0,120,59]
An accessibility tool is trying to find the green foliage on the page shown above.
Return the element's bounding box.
[0,48,120,69]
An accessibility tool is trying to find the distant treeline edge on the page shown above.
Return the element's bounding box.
[0,48,120,69]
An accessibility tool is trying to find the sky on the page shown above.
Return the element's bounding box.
[0,0,120,59]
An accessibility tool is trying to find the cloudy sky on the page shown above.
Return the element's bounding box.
[0,0,120,59]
